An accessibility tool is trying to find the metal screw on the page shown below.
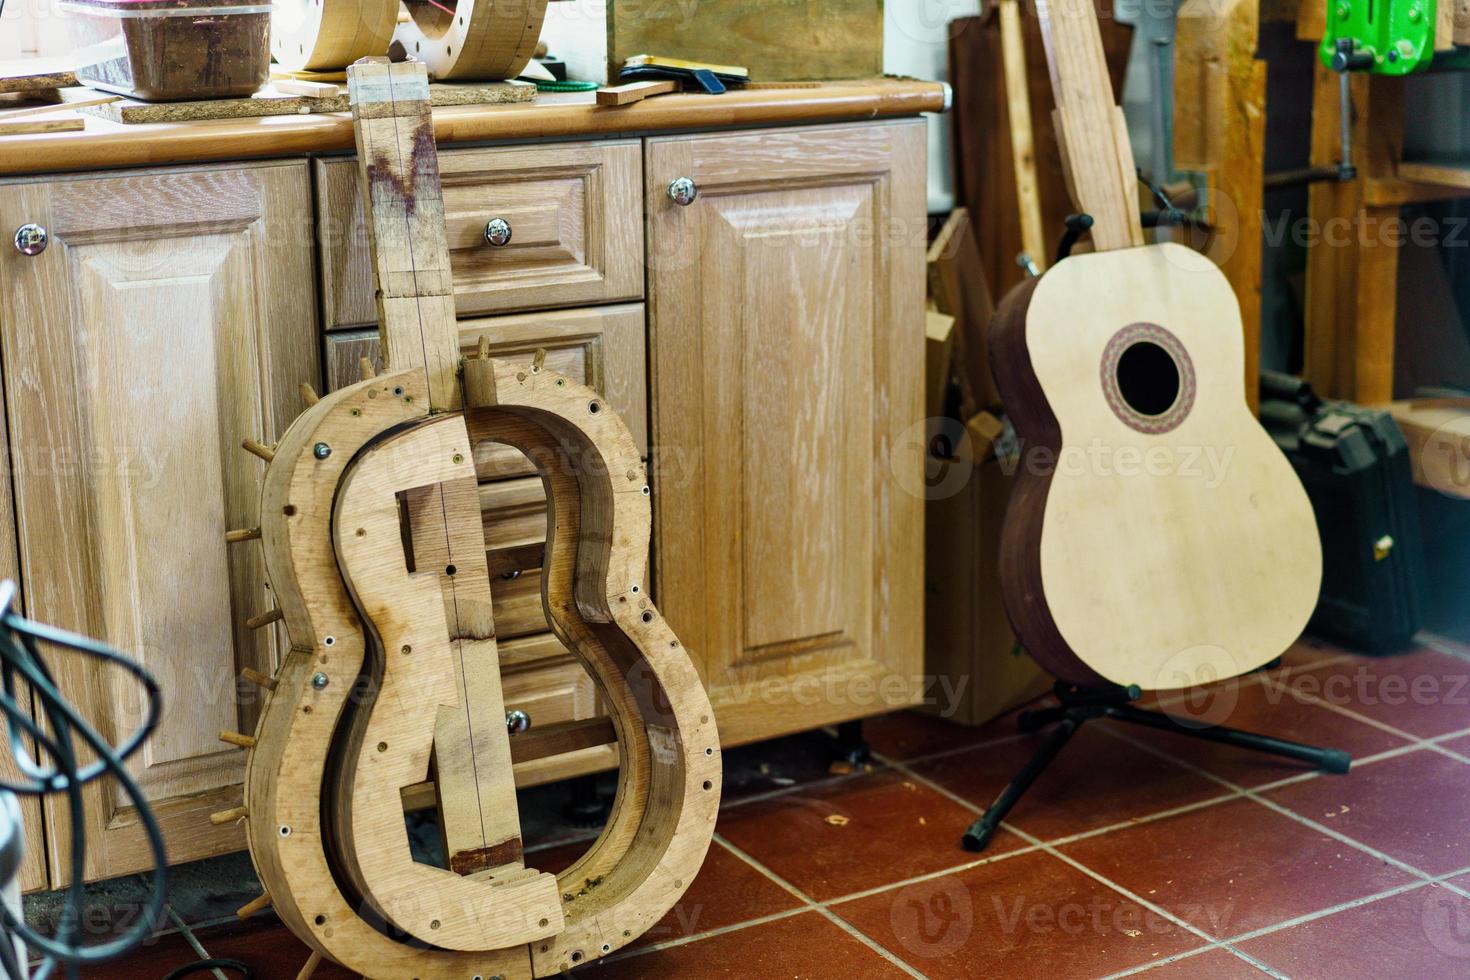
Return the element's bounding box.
[13,224,48,256]
[313,442,331,460]
[311,672,329,689]
[506,709,531,734]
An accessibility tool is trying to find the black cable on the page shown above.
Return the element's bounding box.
[0,581,168,974]
[160,958,253,980]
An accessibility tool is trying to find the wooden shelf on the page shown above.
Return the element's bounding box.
[1397,158,1470,194]
[0,79,948,177]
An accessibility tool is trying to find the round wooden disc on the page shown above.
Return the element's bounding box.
[393,0,550,80]
[271,0,400,73]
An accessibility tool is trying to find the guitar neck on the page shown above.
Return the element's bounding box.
[1035,0,1143,252]
[348,59,463,412]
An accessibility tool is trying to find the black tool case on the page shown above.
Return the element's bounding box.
[1260,372,1427,654]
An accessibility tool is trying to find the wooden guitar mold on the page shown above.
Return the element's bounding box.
[222,59,720,978]
[989,0,1322,690]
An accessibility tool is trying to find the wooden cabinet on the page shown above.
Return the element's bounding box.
[0,117,929,886]
[0,162,319,883]
[645,121,929,744]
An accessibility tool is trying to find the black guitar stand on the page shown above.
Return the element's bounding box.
[960,680,1352,853]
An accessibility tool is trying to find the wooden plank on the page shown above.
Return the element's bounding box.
[949,6,1132,297]
[0,117,83,136]
[1388,399,1470,499]
[1035,0,1144,251]
[998,0,1046,270]
[927,208,999,414]
[607,0,883,81]
[1397,159,1470,192]
[1173,0,1266,410]
[81,81,534,124]
[0,95,118,119]
[596,80,677,106]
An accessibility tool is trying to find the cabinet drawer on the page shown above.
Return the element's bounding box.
[325,303,649,478]
[316,141,644,327]
[502,659,598,730]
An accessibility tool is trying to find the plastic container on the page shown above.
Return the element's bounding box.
[60,0,271,102]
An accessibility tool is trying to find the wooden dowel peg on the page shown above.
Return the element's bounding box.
[241,439,275,463]
[359,356,376,380]
[477,335,491,359]
[240,667,278,692]
[237,891,271,919]
[531,348,547,373]
[246,608,284,630]
[296,951,322,980]
[225,527,262,544]
[219,730,257,750]
[299,382,320,406]
[210,805,249,826]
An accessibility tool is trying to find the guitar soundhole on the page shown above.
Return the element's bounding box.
[1116,342,1180,417]
[1100,323,1196,434]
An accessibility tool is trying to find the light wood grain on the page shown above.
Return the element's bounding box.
[646,121,927,743]
[596,80,678,106]
[317,139,642,326]
[1036,0,1143,251]
[1000,244,1322,687]
[998,0,1046,269]
[0,161,318,882]
[81,81,533,125]
[270,0,399,73]
[1174,0,1266,410]
[0,80,947,178]
[395,0,548,80]
[1388,398,1470,500]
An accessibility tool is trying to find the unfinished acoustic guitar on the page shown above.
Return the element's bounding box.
[216,59,719,979]
[989,0,1322,690]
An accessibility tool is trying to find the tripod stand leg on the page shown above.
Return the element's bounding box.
[1106,705,1351,774]
[961,716,1081,852]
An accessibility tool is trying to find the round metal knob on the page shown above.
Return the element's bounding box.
[505,709,531,734]
[667,177,698,207]
[13,224,47,256]
[484,217,512,247]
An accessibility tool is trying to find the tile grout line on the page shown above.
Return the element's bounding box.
[873,755,1250,968]
[712,833,930,979]
[1416,631,1470,662]
[1094,723,1442,883]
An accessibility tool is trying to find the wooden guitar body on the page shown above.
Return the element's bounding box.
[231,59,720,979]
[991,243,1322,689]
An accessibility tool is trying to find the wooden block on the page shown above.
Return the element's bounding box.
[596,79,677,106]
[0,117,83,136]
[270,78,343,98]
[925,309,956,421]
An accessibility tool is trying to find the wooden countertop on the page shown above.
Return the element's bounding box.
[0,79,949,177]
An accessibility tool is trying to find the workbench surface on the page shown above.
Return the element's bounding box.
[0,80,949,176]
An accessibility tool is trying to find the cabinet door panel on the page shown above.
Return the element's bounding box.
[0,162,319,882]
[646,121,927,744]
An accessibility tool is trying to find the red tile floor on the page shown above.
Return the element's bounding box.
[92,638,1470,978]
